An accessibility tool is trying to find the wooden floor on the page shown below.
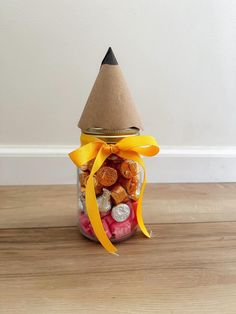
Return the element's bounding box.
[0,183,236,313]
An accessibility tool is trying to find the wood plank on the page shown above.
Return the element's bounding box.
[1,183,236,228]
[0,185,77,229]
[0,222,236,313]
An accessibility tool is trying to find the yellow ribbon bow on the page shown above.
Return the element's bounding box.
[69,133,159,254]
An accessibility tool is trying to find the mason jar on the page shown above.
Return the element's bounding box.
[77,128,144,243]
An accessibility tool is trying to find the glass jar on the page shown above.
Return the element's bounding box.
[77,128,144,243]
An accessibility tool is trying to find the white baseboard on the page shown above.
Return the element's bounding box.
[0,145,236,185]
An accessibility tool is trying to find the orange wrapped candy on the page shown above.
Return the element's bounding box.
[119,176,140,199]
[119,160,139,179]
[111,184,129,205]
[96,166,118,187]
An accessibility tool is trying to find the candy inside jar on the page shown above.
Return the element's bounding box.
[77,152,142,242]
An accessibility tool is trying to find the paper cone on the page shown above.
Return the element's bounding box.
[78,48,143,131]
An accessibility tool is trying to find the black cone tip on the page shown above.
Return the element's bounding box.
[101,47,118,65]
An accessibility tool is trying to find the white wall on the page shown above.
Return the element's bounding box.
[1,0,236,184]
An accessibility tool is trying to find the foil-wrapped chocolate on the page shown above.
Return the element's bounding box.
[97,188,112,213]
[78,193,86,212]
[79,188,111,213]
[111,203,130,222]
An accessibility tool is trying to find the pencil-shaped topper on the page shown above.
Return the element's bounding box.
[78,47,143,131]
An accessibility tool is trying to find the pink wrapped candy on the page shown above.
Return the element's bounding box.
[100,211,110,218]
[110,220,132,240]
[126,200,137,225]
[104,213,116,226]
[102,219,112,239]
[80,203,137,241]
[80,213,90,228]
[88,223,95,236]
[80,213,92,236]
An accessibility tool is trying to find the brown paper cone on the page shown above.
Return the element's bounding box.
[78,48,143,131]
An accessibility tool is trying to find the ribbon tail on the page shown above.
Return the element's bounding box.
[86,148,118,254]
[135,157,151,238]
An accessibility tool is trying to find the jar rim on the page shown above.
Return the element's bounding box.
[82,127,140,136]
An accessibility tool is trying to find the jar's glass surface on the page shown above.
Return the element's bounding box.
[77,128,143,243]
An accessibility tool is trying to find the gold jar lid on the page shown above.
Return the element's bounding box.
[82,127,139,143]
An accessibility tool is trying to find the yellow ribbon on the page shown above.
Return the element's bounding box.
[69,133,159,254]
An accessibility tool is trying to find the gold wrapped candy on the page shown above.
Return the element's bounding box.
[119,160,139,179]
[80,159,95,172]
[111,184,129,205]
[84,174,102,195]
[119,176,140,200]
[79,172,89,187]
